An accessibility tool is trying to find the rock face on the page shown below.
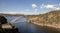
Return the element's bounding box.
[0,16,7,24]
[0,16,20,33]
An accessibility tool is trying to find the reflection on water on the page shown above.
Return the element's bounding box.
[5,16,59,33]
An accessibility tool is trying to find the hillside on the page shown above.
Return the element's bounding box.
[27,10,60,28]
[38,10,60,24]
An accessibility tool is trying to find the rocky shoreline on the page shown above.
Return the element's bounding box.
[31,22,60,33]
[27,19,60,32]
[32,22,60,29]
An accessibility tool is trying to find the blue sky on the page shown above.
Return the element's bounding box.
[0,0,60,15]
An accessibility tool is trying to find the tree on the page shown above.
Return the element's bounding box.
[0,16,7,24]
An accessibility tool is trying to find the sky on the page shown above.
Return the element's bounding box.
[0,0,60,15]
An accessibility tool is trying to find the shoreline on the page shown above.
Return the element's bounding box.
[31,22,60,33]
[32,22,60,28]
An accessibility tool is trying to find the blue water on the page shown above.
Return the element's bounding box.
[14,22,48,33]
[5,16,51,33]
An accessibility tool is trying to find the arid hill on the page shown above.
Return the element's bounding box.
[27,10,60,26]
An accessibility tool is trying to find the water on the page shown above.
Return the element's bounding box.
[5,16,59,33]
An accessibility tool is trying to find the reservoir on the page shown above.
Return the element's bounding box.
[5,16,59,33]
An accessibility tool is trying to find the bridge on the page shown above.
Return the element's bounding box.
[4,16,27,24]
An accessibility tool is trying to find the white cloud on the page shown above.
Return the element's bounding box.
[0,11,37,15]
[40,4,60,10]
[40,4,56,9]
[40,4,45,9]
[44,5,55,9]
[32,4,37,8]
[55,7,60,10]
[31,4,39,14]
[0,12,19,14]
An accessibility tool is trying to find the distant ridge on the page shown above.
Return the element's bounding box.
[0,13,25,16]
